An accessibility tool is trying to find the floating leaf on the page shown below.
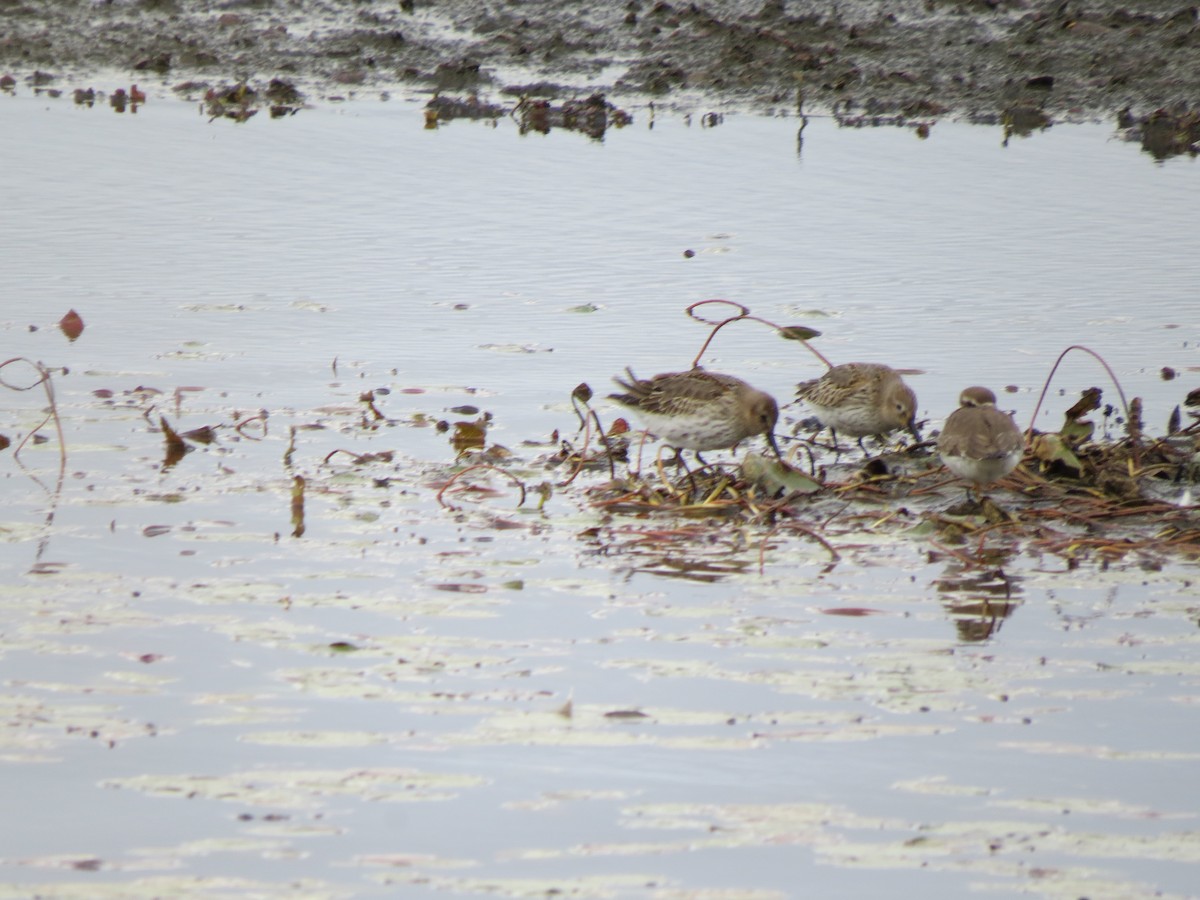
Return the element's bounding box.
[778,325,822,342]
[291,475,306,538]
[328,641,358,653]
[822,607,884,616]
[0,434,9,451]
[741,454,822,495]
[28,561,68,575]
[142,525,171,537]
[160,416,191,469]
[487,518,524,530]
[1061,416,1094,445]
[1168,405,1181,434]
[182,425,218,444]
[451,419,487,452]
[58,309,84,341]
[1032,433,1082,475]
[1064,387,1102,421]
[478,342,551,354]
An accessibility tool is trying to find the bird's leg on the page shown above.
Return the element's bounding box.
[829,427,844,458]
[673,448,700,498]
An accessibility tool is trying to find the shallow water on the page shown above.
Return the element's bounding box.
[1,92,1199,899]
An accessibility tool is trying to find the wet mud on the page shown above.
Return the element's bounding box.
[3,1,1200,132]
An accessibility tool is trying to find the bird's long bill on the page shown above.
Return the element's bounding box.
[765,430,783,460]
[907,419,923,444]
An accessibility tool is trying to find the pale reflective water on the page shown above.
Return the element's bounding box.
[1,93,1198,899]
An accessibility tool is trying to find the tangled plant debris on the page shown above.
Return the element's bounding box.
[4,306,1199,590]
[436,306,1200,573]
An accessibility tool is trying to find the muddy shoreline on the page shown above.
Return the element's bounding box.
[3,1,1200,151]
[4,1,1200,113]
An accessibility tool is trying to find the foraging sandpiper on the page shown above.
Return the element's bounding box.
[796,362,918,448]
[609,367,781,460]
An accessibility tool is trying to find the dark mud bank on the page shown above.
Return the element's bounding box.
[3,1,1200,140]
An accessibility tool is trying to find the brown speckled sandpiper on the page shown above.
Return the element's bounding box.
[796,362,918,448]
[609,367,781,461]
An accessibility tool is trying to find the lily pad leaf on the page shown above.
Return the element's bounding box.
[742,454,822,495]
[59,309,85,341]
[1032,432,1082,475]
[1061,416,1094,445]
[604,709,650,719]
[778,325,822,342]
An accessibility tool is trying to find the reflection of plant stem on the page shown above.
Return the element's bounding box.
[437,464,527,510]
[283,426,297,469]
[759,520,840,573]
[2,357,66,468]
[235,410,269,440]
[0,357,67,571]
[685,300,832,370]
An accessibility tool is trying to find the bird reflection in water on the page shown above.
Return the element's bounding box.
[934,551,1023,642]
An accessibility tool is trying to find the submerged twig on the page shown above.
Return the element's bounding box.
[284,425,297,470]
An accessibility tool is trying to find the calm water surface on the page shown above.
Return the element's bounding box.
[1,92,1198,899]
